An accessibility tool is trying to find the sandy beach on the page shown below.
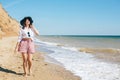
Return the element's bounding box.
[0,37,81,80]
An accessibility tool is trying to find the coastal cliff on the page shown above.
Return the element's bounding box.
[0,4,19,39]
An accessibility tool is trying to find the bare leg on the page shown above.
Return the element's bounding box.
[27,53,33,75]
[22,53,28,77]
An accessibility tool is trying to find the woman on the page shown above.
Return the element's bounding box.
[14,16,39,77]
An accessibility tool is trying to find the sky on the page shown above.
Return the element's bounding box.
[0,0,120,35]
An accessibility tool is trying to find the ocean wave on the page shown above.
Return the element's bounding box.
[79,48,120,54]
[35,37,120,54]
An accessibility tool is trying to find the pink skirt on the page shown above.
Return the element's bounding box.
[18,39,35,53]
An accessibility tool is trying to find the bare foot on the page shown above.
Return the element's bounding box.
[28,70,32,76]
[23,73,27,77]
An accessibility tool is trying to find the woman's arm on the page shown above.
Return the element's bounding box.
[30,25,39,35]
[14,28,22,53]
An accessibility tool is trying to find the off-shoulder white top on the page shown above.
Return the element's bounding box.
[18,27,34,42]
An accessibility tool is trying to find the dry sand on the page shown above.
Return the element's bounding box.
[0,37,81,80]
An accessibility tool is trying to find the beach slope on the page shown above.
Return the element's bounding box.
[0,37,81,80]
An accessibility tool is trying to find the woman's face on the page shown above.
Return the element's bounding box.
[25,19,30,26]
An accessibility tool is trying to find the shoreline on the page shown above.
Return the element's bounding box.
[0,37,81,80]
[37,35,120,64]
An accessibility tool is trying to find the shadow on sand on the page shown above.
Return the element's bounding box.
[0,67,23,75]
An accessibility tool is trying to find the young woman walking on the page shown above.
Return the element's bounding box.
[15,16,39,77]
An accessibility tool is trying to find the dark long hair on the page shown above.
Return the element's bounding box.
[20,16,33,29]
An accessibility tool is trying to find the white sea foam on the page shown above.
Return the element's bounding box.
[61,46,78,52]
[48,48,120,80]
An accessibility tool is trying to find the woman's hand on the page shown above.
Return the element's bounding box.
[14,47,17,54]
[30,25,39,35]
[30,24,34,28]
[14,42,19,54]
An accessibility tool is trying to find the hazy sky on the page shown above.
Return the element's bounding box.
[0,0,120,35]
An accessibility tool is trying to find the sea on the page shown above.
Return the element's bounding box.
[34,35,120,80]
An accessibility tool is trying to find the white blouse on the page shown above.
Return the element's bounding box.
[18,27,34,42]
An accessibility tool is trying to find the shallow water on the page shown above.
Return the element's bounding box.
[37,35,120,48]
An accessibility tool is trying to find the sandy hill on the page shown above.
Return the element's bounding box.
[0,4,19,39]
